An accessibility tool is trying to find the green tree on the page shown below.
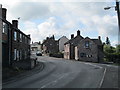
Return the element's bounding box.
[106,37,110,45]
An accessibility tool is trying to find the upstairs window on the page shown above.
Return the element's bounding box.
[85,41,90,48]
[20,34,22,42]
[3,22,8,34]
[14,31,17,41]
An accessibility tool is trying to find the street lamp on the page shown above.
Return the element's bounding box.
[104,0,120,45]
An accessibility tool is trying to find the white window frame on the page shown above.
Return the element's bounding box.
[17,50,19,61]
[20,34,22,42]
[2,22,8,34]
[14,31,17,41]
[14,49,17,60]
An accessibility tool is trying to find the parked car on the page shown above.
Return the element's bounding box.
[36,51,42,56]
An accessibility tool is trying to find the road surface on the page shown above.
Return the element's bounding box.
[3,56,119,88]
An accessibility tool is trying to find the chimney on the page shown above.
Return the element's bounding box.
[2,8,7,20]
[71,34,74,39]
[27,34,30,38]
[98,36,101,40]
[46,37,49,40]
[12,20,18,28]
[77,30,80,36]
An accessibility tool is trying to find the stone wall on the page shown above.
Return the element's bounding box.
[78,38,98,62]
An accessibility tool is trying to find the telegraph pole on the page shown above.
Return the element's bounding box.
[116,0,120,45]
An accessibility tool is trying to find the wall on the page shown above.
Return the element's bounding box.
[0,4,2,90]
[75,46,78,60]
[64,44,70,59]
[59,36,69,52]
[78,38,98,62]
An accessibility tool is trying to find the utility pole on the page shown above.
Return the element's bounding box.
[116,0,120,45]
[104,0,120,45]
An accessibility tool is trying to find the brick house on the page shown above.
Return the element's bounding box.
[42,35,59,55]
[75,36,104,62]
[64,30,84,59]
[1,8,31,68]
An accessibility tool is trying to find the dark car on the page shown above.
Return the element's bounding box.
[36,51,42,56]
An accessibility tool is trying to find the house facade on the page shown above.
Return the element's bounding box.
[42,35,59,55]
[2,8,31,68]
[64,30,84,59]
[58,36,69,53]
[75,37,104,62]
[31,42,42,52]
[64,30,104,62]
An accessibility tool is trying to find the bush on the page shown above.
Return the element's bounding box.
[49,52,64,58]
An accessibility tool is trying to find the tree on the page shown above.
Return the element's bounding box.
[103,44,120,63]
[106,37,110,45]
[104,45,115,53]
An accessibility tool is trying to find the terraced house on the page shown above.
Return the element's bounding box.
[1,8,31,68]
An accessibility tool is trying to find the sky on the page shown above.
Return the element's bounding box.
[0,0,119,46]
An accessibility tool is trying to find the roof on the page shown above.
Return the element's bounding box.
[92,39,102,45]
[64,35,84,45]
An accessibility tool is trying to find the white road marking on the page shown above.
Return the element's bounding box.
[41,73,69,88]
[84,63,103,69]
[99,68,107,88]
[84,62,107,88]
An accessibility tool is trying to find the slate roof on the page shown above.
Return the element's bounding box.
[64,35,84,45]
[91,39,102,45]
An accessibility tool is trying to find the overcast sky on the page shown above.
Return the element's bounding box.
[1,0,119,46]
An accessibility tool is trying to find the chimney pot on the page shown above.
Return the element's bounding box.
[2,8,7,20]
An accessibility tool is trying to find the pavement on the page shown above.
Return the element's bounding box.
[2,56,119,89]
[3,61,44,84]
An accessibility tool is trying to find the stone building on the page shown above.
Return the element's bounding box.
[1,8,31,68]
[64,30,104,62]
[31,42,42,52]
[75,36,104,62]
[64,30,83,59]
[42,35,59,55]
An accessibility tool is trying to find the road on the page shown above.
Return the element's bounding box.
[3,56,119,88]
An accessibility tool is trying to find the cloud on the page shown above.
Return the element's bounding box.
[1,1,118,46]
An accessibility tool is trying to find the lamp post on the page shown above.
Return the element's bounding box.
[104,0,120,45]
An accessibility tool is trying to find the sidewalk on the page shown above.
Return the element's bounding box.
[3,61,44,84]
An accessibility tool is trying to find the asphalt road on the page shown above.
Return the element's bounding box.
[3,56,119,88]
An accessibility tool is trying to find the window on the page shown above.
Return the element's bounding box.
[80,53,86,57]
[85,41,90,48]
[17,50,19,61]
[20,34,22,42]
[20,50,22,60]
[14,31,17,41]
[14,49,17,60]
[2,22,8,34]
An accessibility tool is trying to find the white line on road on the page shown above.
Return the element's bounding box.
[84,62,107,88]
[41,73,69,88]
[84,63,103,69]
[99,68,107,88]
